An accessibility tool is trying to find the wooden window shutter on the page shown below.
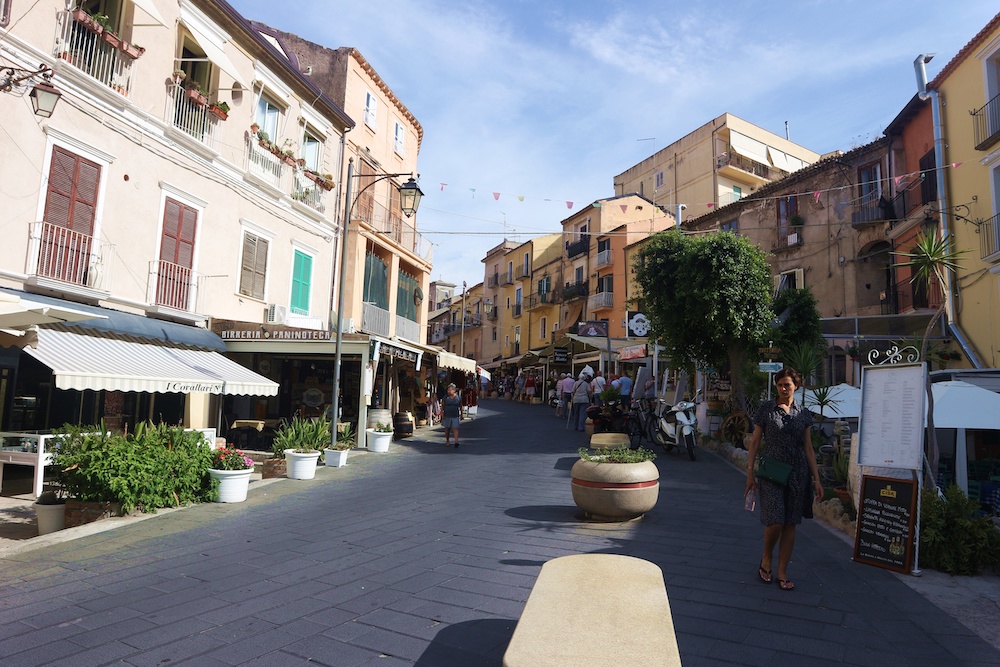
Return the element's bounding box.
[43,146,101,235]
[239,233,267,300]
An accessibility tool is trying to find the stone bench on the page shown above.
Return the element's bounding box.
[503,554,681,667]
[589,432,630,450]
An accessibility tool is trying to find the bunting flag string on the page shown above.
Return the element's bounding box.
[493,192,500,201]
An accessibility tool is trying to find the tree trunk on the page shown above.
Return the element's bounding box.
[921,306,945,487]
[728,345,748,415]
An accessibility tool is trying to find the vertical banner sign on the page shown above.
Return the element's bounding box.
[854,475,918,573]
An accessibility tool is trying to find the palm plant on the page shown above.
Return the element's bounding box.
[782,340,825,406]
[893,232,966,485]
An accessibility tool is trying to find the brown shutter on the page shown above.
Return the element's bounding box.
[239,234,268,299]
[43,146,100,235]
[160,198,197,268]
[253,237,268,299]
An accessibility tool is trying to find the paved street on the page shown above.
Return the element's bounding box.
[1,399,999,666]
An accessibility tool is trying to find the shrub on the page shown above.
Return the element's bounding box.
[920,485,1000,575]
[52,422,214,514]
[578,446,656,463]
[273,416,332,452]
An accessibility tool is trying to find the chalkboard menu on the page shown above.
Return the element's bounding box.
[854,474,918,573]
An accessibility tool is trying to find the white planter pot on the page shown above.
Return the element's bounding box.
[208,468,252,503]
[285,450,321,479]
[366,429,392,453]
[324,448,349,467]
[34,502,65,535]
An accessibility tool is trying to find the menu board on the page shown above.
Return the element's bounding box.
[858,364,926,470]
[853,475,917,573]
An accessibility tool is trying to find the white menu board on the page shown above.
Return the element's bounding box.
[857,364,926,470]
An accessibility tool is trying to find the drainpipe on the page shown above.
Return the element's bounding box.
[914,54,984,368]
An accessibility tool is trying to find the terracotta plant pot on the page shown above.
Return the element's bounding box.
[570,459,659,521]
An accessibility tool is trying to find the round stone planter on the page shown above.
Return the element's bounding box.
[208,468,252,503]
[324,448,349,467]
[284,450,321,479]
[366,429,392,453]
[34,502,66,535]
[570,459,659,521]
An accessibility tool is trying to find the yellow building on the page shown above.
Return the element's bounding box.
[928,13,1000,367]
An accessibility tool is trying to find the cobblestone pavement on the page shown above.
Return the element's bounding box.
[1,400,999,666]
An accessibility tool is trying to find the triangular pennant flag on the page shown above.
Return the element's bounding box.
[894,175,903,187]
[952,162,962,168]
[620,205,628,213]
[493,192,500,201]
[440,183,447,191]
[566,201,573,209]
[517,195,525,202]
[707,203,714,208]
[814,191,821,204]
[592,203,600,208]
[469,188,476,198]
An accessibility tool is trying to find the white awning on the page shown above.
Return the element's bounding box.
[0,293,105,331]
[130,0,169,27]
[768,147,792,172]
[436,350,477,374]
[25,328,278,395]
[729,131,770,166]
[179,14,250,89]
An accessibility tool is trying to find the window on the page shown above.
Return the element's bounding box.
[540,316,547,340]
[363,252,389,309]
[492,326,497,342]
[858,162,882,201]
[597,275,613,293]
[774,268,804,294]
[576,223,588,242]
[393,121,405,156]
[290,250,312,315]
[157,198,198,309]
[397,271,419,320]
[43,146,100,235]
[507,261,513,282]
[515,287,522,305]
[733,185,742,200]
[575,266,584,284]
[777,194,798,239]
[256,94,280,141]
[721,219,738,233]
[301,129,321,171]
[655,170,664,189]
[538,276,551,294]
[919,150,937,205]
[597,238,611,254]
[523,252,530,276]
[504,334,509,347]
[239,231,269,300]
[364,91,378,129]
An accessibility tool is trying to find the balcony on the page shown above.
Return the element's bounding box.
[774,230,803,251]
[528,291,559,309]
[443,319,481,336]
[851,192,898,228]
[595,249,612,268]
[165,84,222,154]
[245,138,288,195]
[487,273,499,288]
[55,9,139,99]
[145,259,206,323]
[356,194,433,262]
[291,179,326,214]
[512,303,522,317]
[27,221,111,300]
[589,291,614,311]
[515,265,530,280]
[395,315,420,343]
[362,302,390,337]
[486,308,498,321]
[499,273,513,286]
[973,93,1000,151]
[430,327,447,344]
[562,281,588,301]
[717,150,785,185]
[566,238,588,258]
[980,212,1000,261]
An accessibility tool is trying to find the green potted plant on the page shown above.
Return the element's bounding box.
[256,129,271,149]
[208,100,229,120]
[325,423,355,467]
[185,81,208,108]
[571,446,659,521]
[274,416,329,479]
[790,214,806,227]
[172,68,187,85]
[119,40,144,60]
[33,490,66,535]
[208,445,255,503]
[366,421,393,453]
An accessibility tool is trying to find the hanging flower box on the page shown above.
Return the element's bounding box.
[208,103,229,120]
[186,88,209,108]
[71,8,103,34]
[304,170,334,191]
[119,41,145,60]
[101,30,123,50]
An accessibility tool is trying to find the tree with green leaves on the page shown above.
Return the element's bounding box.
[635,230,773,410]
[893,232,966,485]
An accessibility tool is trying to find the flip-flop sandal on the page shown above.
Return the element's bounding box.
[778,579,795,591]
[758,563,772,584]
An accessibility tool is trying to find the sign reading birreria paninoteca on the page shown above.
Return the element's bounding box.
[853,474,917,573]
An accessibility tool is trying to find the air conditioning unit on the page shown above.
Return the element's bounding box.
[341,318,355,334]
[265,303,287,324]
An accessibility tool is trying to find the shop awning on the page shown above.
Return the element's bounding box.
[0,292,105,331]
[436,349,477,374]
[24,328,278,395]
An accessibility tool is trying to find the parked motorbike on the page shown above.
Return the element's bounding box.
[650,390,700,460]
[587,400,630,435]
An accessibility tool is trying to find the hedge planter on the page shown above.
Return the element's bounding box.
[285,450,321,479]
[366,429,392,453]
[34,502,66,535]
[324,448,349,467]
[570,459,659,521]
[208,468,252,503]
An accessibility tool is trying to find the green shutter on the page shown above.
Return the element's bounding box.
[291,250,311,315]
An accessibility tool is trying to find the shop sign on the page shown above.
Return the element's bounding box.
[218,327,334,341]
[618,344,647,361]
[577,321,608,337]
[553,347,569,363]
[166,381,224,393]
[380,343,418,363]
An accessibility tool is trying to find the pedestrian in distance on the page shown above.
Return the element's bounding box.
[570,372,593,431]
[591,370,606,406]
[442,383,463,447]
[524,372,536,404]
[744,367,823,591]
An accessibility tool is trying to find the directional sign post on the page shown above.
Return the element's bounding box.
[758,362,783,373]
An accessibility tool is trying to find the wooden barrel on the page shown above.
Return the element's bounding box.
[393,411,414,440]
[366,408,392,432]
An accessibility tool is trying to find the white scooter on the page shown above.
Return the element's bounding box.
[650,389,700,461]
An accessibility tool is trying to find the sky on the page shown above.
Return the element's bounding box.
[229,0,999,291]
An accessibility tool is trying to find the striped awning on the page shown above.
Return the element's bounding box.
[436,349,477,374]
[25,328,278,395]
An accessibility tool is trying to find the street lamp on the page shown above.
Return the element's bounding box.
[330,158,424,437]
[1,64,63,117]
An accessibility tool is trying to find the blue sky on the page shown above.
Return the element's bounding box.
[230,0,998,290]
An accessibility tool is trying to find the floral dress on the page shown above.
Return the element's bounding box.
[753,399,814,526]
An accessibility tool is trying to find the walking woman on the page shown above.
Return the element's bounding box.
[442,383,462,447]
[744,368,823,591]
[570,372,593,431]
